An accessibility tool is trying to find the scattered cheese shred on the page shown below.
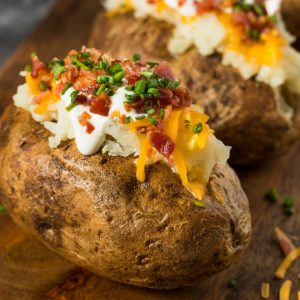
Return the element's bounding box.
[136,134,148,182]
[297,291,300,300]
[26,72,40,95]
[279,280,292,300]
[275,248,300,279]
[261,282,270,299]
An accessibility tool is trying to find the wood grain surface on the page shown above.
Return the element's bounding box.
[0,0,299,299]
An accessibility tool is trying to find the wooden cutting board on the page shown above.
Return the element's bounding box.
[0,0,299,299]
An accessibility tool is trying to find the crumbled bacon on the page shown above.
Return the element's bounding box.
[150,131,175,157]
[31,56,47,78]
[90,93,111,116]
[194,0,216,14]
[79,112,95,134]
[154,62,176,81]
[74,70,97,91]
[75,94,88,105]
[159,87,192,108]
[124,62,147,85]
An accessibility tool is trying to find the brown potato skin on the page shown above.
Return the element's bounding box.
[282,0,300,39]
[0,106,251,289]
[89,9,300,165]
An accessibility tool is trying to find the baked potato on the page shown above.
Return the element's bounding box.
[0,49,251,289]
[282,0,300,39]
[89,1,300,165]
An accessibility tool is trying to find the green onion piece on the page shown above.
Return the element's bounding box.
[247,28,260,40]
[104,87,114,96]
[25,65,32,72]
[147,61,158,69]
[62,83,72,95]
[253,4,264,16]
[146,108,155,115]
[148,117,158,126]
[159,78,169,87]
[264,189,278,203]
[133,53,141,62]
[269,14,277,23]
[159,109,165,119]
[135,115,145,120]
[97,75,109,83]
[125,94,136,102]
[70,90,79,103]
[147,87,159,96]
[66,102,77,112]
[125,86,135,91]
[99,59,109,70]
[283,207,295,216]
[169,80,180,89]
[125,116,131,124]
[145,100,153,110]
[40,81,47,92]
[193,200,205,208]
[71,56,90,71]
[109,63,123,75]
[31,51,37,58]
[0,205,6,214]
[96,84,106,96]
[135,80,146,93]
[141,71,154,79]
[53,64,65,79]
[113,70,125,82]
[283,196,295,208]
[148,79,158,88]
[192,122,203,134]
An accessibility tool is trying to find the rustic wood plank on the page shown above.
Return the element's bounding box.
[0,0,299,299]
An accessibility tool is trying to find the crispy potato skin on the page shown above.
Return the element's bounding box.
[89,10,300,165]
[282,0,300,39]
[0,106,251,289]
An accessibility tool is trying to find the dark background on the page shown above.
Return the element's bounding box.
[0,0,55,65]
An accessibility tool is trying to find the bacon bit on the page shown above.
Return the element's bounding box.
[275,227,296,256]
[261,282,270,299]
[120,114,126,124]
[150,131,175,157]
[54,81,65,97]
[233,11,249,27]
[45,269,91,299]
[32,91,51,105]
[137,126,147,134]
[194,0,215,14]
[31,55,47,79]
[159,87,192,108]
[79,112,95,134]
[90,93,111,116]
[75,94,88,105]
[124,63,146,85]
[154,62,176,81]
[74,70,98,91]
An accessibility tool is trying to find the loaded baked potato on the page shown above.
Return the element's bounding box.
[89,0,300,165]
[0,49,251,289]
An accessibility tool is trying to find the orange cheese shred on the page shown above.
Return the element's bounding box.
[261,282,270,299]
[275,247,300,279]
[26,73,40,95]
[279,280,292,300]
[136,134,149,182]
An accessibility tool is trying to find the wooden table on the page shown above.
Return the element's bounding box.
[0,0,299,299]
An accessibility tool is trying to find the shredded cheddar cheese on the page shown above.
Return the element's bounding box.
[279,280,292,300]
[219,13,286,67]
[275,247,300,279]
[136,134,149,182]
[261,282,270,299]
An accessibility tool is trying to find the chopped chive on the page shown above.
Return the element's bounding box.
[125,116,131,124]
[283,207,295,216]
[168,80,180,89]
[133,53,141,62]
[159,109,165,119]
[159,78,169,87]
[269,14,277,23]
[193,200,205,208]
[99,59,109,69]
[96,84,106,96]
[135,80,146,93]
[40,81,47,92]
[135,115,145,120]
[283,196,295,208]
[62,83,72,95]
[247,28,260,40]
[125,94,136,102]
[113,70,125,82]
[192,122,203,134]
[148,117,158,126]
[0,205,6,214]
[147,61,158,69]
[141,71,154,79]
[66,102,77,112]
[71,56,90,71]
[147,87,159,96]
[264,189,278,203]
[108,63,123,75]
[253,4,264,16]
[52,63,65,79]
[146,108,155,115]
[104,87,114,96]
[125,86,135,91]
[148,79,158,88]
[31,51,37,58]
[25,65,32,72]
[145,100,153,110]
[97,75,109,83]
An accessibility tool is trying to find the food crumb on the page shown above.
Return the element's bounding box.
[261,282,270,299]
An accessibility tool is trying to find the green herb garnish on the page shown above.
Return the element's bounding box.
[146,108,155,115]
[0,205,6,214]
[62,83,72,95]
[192,123,203,134]
[40,81,47,92]
[147,61,158,69]
[264,189,279,203]
[193,200,205,208]
[159,109,165,119]
[133,53,141,62]
[71,56,90,71]
[25,65,32,72]
[125,116,131,124]
[135,115,146,120]
[148,117,158,126]
[283,196,295,215]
